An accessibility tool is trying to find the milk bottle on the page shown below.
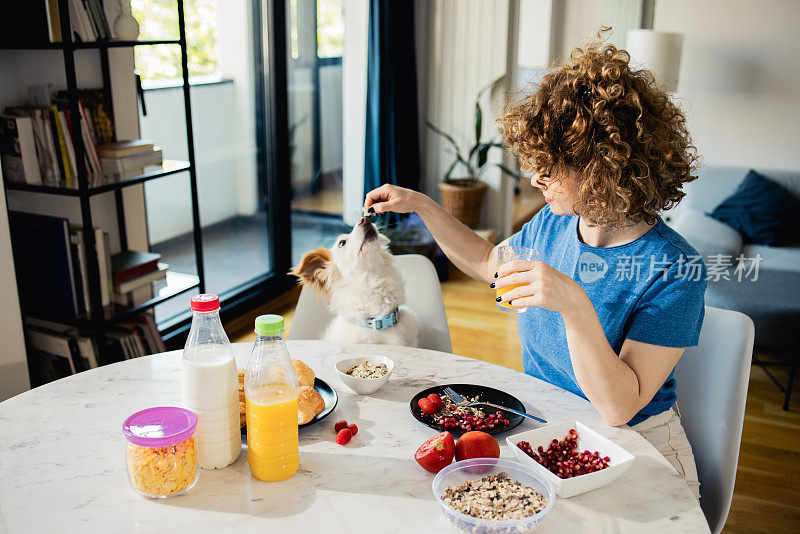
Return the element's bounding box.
[181,294,241,469]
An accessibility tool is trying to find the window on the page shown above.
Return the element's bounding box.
[316,0,344,58]
[289,0,344,60]
[131,0,219,83]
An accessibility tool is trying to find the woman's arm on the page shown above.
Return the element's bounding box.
[364,184,503,283]
[495,260,684,426]
[562,292,685,426]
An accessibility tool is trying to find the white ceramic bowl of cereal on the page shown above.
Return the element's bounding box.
[507,421,635,498]
[432,458,555,534]
[335,355,394,395]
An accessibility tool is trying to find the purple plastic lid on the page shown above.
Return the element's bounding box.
[122,407,198,447]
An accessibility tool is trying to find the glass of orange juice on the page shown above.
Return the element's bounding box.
[496,245,538,313]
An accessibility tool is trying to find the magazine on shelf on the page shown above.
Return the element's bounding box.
[9,211,81,318]
[0,113,42,184]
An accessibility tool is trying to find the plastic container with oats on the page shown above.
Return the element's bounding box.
[123,407,199,498]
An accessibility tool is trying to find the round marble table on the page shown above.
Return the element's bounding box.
[0,341,709,533]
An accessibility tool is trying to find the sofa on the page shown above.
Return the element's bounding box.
[666,166,800,408]
[665,166,800,272]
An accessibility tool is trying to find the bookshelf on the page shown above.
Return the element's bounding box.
[1,0,204,371]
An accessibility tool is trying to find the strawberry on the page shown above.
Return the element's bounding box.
[334,420,348,433]
[336,428,353,445]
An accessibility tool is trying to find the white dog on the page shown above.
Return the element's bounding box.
[292,217,419,347]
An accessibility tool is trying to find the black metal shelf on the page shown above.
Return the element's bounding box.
[3,0,206,378]
[3,160,191,197]
[25,271,200,329]
[0,39,182,51]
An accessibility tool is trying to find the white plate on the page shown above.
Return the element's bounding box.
[506,421,635,498]
[334,355,394,395]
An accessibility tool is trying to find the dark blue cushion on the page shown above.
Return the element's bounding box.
[708,170,800,246]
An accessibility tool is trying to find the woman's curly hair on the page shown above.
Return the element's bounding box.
[497,34,699,227]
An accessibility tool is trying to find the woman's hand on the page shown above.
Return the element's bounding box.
[364,184,429,215]
[493,260,588,314]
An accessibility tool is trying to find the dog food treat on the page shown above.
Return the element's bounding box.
[346,361,389,379]
[441,472,548,521]
[126,436,198,497]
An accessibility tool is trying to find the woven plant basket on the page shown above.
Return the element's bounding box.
[438,179,488,228]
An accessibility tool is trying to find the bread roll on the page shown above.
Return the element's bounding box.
[293,359,315,387]
[297,385,325,424]
[238,369,246,427]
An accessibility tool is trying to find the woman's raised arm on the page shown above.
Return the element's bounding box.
[364,184,506,283]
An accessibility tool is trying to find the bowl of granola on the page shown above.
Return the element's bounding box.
[433,458,555,533]
[335,355,394,395]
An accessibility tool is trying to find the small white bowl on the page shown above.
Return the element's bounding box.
[334,355,394,395]
[506,421,635,498]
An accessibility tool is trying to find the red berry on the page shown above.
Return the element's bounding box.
[334,420,348,433]
[336,428,353,445]
[418,398,436,415]
[348,423,358,436]
[427,394,445,410]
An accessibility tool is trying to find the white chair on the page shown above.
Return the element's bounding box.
[287,254,452,353]
[674,306,755,534]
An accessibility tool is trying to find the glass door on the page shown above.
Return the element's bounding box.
[133,0,292,333]
[287,0,349,264]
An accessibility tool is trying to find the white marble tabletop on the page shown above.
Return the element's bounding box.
[0,341,709,533]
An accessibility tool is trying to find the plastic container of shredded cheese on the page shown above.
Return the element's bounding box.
[123,407,199,498]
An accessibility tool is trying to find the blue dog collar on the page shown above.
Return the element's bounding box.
[357,308,399,331]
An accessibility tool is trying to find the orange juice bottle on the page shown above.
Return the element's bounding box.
[244,315,299,481]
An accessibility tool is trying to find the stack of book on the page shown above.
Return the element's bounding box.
[0,85,112,188]
[7,211,169,318]
[3,1,114,45]
[1,100,99,188]
[111,250,168,306]
[97,140,163,183]
[25,315,165,387]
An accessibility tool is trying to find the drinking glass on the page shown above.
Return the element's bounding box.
[496,246,539,313]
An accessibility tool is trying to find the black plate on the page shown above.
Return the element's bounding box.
[241,377,338,435]
[410,384,526,436]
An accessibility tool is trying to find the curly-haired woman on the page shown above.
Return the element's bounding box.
[364,38,704,498]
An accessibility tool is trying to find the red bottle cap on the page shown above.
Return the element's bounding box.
[190,294,219,312]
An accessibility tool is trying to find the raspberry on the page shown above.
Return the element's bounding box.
[336,428,353,445]
[334,420,349,433]
[348,423,358,436]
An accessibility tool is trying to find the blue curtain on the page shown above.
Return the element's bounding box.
[363,0,421,195]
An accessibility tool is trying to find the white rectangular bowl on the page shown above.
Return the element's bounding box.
[506,421,635,498]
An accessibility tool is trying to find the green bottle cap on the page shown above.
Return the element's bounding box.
[254,314,284,336]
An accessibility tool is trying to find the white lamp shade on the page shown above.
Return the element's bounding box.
[626,29,684,92]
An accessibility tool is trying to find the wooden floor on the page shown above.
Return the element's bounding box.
[228,268,800,533]
[291,187,343,216]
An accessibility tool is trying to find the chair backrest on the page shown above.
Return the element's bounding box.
[287,254,452,353]
[674,306,755,534]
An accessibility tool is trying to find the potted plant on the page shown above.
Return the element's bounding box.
[426,87,519,228]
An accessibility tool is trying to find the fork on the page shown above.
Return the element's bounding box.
[443,386,548,424]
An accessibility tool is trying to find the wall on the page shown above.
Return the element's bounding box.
[0,169,29,401]
[655,0,800,171]
[416,0,511,233]
[517,0,553,68]
[341,0,369,226]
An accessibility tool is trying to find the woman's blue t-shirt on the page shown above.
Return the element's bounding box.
[508,207,707,426]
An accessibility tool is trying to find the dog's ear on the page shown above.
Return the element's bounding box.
[290,248,334,295]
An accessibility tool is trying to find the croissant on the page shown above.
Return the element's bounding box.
[297,385,325,424]
[293,359,315,387]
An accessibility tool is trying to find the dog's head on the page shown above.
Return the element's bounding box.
[291,217,392,299]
